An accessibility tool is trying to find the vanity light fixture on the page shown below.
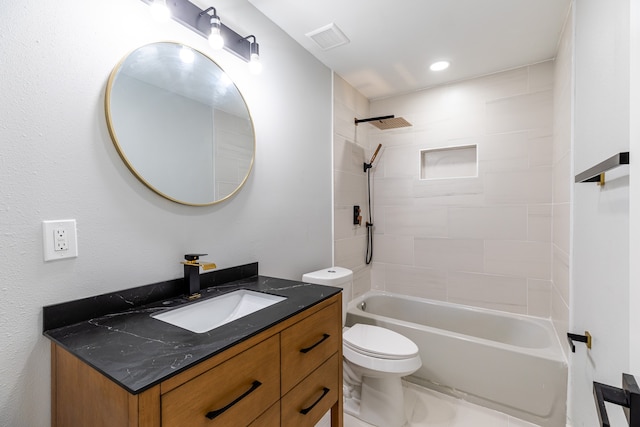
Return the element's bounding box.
[200,7,224,50]
[149,0,170,22]
[245,35,262,75]
[430,60,450,71]
[140,0,263,72]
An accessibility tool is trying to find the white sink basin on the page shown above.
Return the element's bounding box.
[152,290,286,333]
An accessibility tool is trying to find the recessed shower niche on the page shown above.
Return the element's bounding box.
[420,145,478,180]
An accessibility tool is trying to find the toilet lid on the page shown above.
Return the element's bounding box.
[343,324,419,360]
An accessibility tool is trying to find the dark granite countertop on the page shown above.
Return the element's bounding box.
[43,263,340,395]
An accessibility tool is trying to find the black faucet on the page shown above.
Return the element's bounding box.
[181,254,217,298]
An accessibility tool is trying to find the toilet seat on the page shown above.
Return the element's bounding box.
[343,324,419,360]
[342,324,422,376]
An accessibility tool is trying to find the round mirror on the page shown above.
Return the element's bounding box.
[105,42,255,206]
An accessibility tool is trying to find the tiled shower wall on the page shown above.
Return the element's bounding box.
[333,74,373,301]
[367,63,555,316]
[552,11,572,351]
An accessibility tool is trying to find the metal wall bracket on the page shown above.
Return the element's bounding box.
[594,374,640,427]
[567,331,592,353]
[575,152,629,185]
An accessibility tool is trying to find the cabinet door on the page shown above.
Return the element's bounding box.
[281,353,339,427]
[281,302,341,393]
[161,335,280,427]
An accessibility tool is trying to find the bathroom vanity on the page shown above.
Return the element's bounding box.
[43,263,343,426]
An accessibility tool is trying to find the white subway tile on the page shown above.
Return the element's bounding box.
[383,264,447,301]
[528,205,552,242]
[334,206,367,240]
[528,61,554,92]
[415,238,484,272]
[527,129,553,168]
[553,202,571,254]
[484,240,551,280]
[384,145,422,178]
[527,279,552,317]
[552,245,570,306]
[447,272,527,314]
[334,137,365,174]
[479,132,529,173]
[373,177,415,206]
[473,67,529,102]
[449,206,527,240]
[385,205,448,237]
[553,152,571,204]
[485,90,553,134]
[484,168,552,204]
[334,170,367,207]
[374,234,414,265]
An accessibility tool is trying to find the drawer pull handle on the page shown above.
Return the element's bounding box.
[205,380,262,420]
[300,387,330,415]
[300,333,330,354]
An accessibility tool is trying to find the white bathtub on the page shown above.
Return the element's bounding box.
[346,291,567,427]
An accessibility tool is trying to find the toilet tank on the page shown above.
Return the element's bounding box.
[302,267,352,325]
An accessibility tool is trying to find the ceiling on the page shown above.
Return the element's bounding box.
[246,0,571,100]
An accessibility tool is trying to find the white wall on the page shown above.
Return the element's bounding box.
[0,1,333,425]
[629,0,640,377]
[570,0,631,425]
[368,64,555,316]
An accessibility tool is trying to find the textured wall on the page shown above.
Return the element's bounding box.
[369,63,554,316]
[0,1,332,425]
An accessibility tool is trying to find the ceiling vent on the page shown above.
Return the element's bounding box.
[305,23,350,51]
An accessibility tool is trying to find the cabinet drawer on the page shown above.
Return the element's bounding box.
[248,402,280,427]
[281,353,339,427]
[161,335,280,427]
[281,302,341,393]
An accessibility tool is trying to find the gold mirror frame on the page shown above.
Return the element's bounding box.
[105,42,255,206]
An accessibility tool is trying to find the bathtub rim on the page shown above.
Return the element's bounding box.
[346,290,567,363]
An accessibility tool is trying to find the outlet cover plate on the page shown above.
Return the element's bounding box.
[43,219,78,261]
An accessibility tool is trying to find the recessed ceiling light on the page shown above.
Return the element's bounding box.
[430,61,450,71]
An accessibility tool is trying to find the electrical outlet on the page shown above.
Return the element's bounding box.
[43,219,78,261]
[54,228,68,251]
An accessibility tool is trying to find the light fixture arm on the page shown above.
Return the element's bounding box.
[243,35,260,55]
[140,0,257,63]
[198,7,218,18]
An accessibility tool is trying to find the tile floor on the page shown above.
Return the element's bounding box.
[343,381,541,427]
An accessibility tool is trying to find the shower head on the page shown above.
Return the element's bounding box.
[354,115,412,130]
[364,143,383,172]
[368,143,382,165]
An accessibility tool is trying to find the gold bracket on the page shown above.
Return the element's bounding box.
[597,173,605,186]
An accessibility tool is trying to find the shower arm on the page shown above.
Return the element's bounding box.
[355,115,394,126]
[364,144,382,172]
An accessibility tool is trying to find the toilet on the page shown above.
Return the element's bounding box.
[303,267,421,427]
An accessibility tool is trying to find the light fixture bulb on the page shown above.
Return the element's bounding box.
[208,17,224,50]
[249,53,262,75]
[150,0,170,23]
[430,61,450,71]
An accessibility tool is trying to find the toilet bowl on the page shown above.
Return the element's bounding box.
[302,267,421,427]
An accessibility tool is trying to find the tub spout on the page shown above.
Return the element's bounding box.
[181,254,217,298]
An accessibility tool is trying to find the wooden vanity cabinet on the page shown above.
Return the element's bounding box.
[51,294,343,427]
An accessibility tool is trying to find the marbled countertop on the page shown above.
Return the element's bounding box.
[44,270,340,394]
